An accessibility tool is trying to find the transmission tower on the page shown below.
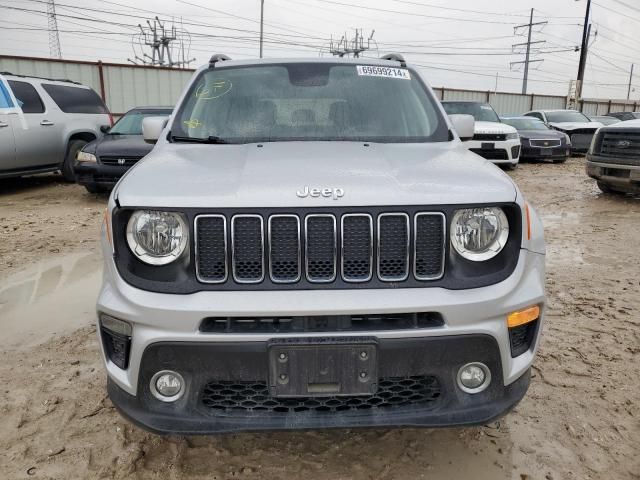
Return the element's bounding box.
[128,17,195,68]
[46,0,62,59]
[510,9,547,95]
[329,29,375,58]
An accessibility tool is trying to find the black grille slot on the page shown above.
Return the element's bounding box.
[342,214,373,282]
[469,148,509,160]
[414,213,445,280]
[232,215,264,283]
[472,133,506,141]
[202,376,441,414]
[269,215,300,283]
[195,215,227,282]
[378,214,409,281]
[200,312,444,333]
[100,155,143,167]
[509,320,539,357]
[305,215,336,282]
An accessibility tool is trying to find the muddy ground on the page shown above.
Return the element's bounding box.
[0,159,638,480]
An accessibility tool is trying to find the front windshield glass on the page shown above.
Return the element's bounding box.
[502,118,548,131]
[171,63,448,143]
[441,102,500,123]
[545,111,591,123]
[110,109,172,135]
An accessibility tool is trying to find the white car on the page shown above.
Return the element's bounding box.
[442,101,520,169]
[523,109,603,153]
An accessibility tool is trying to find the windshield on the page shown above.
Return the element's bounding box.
[171,63,448,143]
[441,102,500,123]
[110,109,172,135]
[545,111,591,123]
[501,118,548,131]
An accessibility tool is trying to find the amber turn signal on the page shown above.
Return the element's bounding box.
[507,305,540,328]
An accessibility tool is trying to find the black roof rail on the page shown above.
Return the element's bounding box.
[0,71,81,85]
[209,54,231,67]
[380,53,406,67]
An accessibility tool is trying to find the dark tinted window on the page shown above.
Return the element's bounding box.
[441,102,500,122]
[41,84,108,114]
[7,80,44,113]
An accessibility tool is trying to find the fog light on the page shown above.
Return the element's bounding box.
[150,370,185,402]
[457,362,491,394]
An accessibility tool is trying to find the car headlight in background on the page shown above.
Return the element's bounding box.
[506,132,519,140]
[76,151,97,162]
[451,207,509,261]
[126,210,188,265]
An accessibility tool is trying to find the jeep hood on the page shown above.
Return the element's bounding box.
[548,121,602,131]
[115,141,517,208]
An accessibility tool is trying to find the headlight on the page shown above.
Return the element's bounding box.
[126,210,188,265]
[451,207,509,261]
[77,151,97,162]
[506,132,519,140]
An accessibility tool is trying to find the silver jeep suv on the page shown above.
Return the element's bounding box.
[0,72,111,180]
[98,55,546,434]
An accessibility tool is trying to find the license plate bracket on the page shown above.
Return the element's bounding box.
[481,142,495,150]
[268,338,378,397]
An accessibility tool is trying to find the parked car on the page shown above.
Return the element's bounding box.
[441,101,520,169]
[74,106,172,193]
[501,116,570,163]
[523,109,603,153]
[0,72,111,180]
[587,115,621,126]
[586,119,640,194]
[98,54,546,434]
[607,111,640,121]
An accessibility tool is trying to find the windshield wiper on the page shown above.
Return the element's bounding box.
[170,135,229,144]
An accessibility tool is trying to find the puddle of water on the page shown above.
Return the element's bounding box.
[0,252,101,350]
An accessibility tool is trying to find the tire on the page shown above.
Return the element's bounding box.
[597,181,617,194]
[84,183,108,194]
[62,139,88,182]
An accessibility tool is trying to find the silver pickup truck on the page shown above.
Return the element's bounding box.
[98,55,546,434]
[0,73,110,180]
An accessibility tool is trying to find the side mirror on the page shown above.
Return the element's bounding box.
[100,125,110,134]
[448,114,475,141]
[142,116,169,144]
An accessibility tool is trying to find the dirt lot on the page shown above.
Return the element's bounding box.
[0,159,638,480]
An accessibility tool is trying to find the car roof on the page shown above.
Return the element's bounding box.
[502,116,542,120]
[0,71,85,87]
[530,109,581,113]
[441,101,489,104]
[208,56,408,69]
[128,106,173,111]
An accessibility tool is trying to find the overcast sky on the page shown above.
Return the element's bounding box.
[1,0,639,99]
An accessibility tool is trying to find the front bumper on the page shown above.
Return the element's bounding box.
[521,144,570,161]
[74,161,129,188]
[586,156,640,193]
[97,241,545,433]
[465,138,521,164]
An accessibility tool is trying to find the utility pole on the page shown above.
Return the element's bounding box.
[128,17,195,67]
[576,0,592,103]
[628,64,634,100]
[46,0,62,59]
[511,9,547,95]
[259,0,264,58]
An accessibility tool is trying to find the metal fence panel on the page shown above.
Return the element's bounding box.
[441,89,487,102]
[0,57,100,92]
[490,93,531,115]
[531,95,566,111]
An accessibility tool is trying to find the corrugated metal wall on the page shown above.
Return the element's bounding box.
[1,55,639,117]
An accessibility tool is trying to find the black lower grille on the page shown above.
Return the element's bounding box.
[469,148,509,160]
[200,312,444,333]
[473,133,506,141]
[201,375,441,414]
[509,320,539,357]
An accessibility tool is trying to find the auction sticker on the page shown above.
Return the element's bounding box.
[357,65,411,79]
